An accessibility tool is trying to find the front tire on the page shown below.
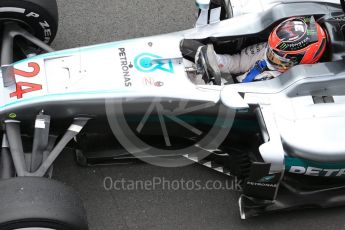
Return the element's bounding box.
[0,177,89,230]
[0,0,59,44]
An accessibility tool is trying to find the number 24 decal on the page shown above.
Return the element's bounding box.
[10,62,42,99]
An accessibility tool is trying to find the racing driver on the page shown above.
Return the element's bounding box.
[195,16,327,84]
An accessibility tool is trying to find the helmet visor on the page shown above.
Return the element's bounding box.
[266,47,296,71]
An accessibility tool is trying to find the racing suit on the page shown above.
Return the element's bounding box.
[215,42,281,83]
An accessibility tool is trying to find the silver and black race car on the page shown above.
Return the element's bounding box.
[0,0,345,228]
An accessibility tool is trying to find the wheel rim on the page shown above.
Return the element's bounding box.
[0,18,35,35]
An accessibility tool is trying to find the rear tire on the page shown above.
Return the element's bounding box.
[0,0,59,44]
[0,177,89,230]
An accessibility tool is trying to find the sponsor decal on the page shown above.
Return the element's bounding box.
[118,48,132,87]
[246,181,278,188]
[25,12,52,43]
[258,175,276,183]
[143,77,164,87]
[134,53,174,73]
[279,43,288,50]
[243,163,281,200]
[285,157,345,177]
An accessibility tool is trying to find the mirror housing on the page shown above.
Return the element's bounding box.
[196,0,211,10]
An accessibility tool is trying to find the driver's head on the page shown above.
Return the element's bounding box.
[267,16,327,72]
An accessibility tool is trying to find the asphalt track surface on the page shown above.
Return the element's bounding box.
[52,1,345,229]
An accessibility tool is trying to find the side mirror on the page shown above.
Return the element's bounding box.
[196,0,211,10]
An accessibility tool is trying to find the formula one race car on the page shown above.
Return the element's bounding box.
[1,0,345,228]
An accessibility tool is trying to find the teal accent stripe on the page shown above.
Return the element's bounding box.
[285,157,345,169]
[1,89,131,109]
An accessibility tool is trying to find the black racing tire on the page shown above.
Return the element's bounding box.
[0,0,59,44]
[0,177,89,230]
